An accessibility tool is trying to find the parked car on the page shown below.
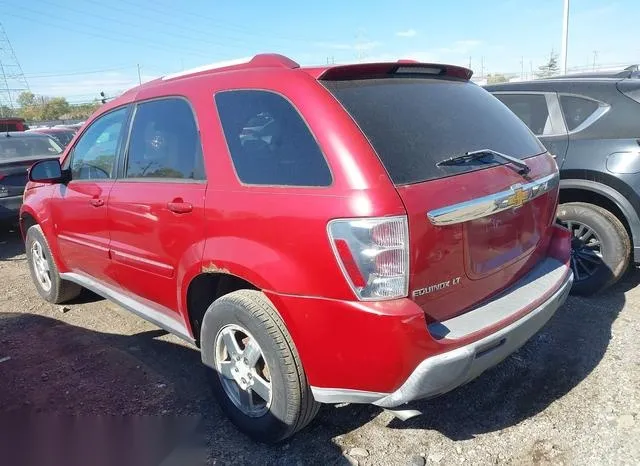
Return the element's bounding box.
[20,54,572,442]
[486,76,640,295]
[27,127,77,148]
[0,117,28,132]
[0,132,62,225]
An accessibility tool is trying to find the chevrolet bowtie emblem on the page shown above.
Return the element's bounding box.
[506,186,529,209]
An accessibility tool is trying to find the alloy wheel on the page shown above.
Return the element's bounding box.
[31,240,52,292]
[214,324,272,417]
[558,220,603,282]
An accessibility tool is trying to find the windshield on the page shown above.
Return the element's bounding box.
[0,136,63,160]
[323,78,546,185]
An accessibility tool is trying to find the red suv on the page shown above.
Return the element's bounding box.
[21,54,573,442]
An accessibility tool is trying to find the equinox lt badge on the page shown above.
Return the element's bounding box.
[412,277,461,298]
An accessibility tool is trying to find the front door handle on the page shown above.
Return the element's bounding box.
[90,198,104,207]
[167,201,193,214]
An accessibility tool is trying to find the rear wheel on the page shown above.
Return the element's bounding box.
[557,202,630,296]
[200,290,320,443]
[25,225,81,303]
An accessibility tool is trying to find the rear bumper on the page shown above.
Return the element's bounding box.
[0,195,22,221]
[290,258,573,406]
[373,269,573,407]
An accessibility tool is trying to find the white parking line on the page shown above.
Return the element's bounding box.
[0,356,11,363]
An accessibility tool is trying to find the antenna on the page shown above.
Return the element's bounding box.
[0,22,30,117]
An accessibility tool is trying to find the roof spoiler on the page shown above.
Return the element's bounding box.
[318,61,473,81]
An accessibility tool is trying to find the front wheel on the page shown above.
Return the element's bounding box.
[557,202,630,296]
[25,225,81,303]
[200,290,320,443]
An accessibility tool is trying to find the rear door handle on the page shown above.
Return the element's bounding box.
[90,198,105,207]
[167,201,193,214]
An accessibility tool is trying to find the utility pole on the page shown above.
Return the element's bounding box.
[530,61,534,80]
[468,56,472,70]
[592,50,598,70]
[137,64,142,85]
[560,0,570,75]
[520,56,524,80]
[480,56,485,79]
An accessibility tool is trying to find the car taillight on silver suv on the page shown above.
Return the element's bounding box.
[328,216,409,300]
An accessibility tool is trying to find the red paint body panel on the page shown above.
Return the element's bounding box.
[398,154,558,322]
[107,181,207,312]
[19,56,569,397]
[50,181,115,283]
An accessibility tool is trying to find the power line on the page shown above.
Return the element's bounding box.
[34,0,255,54]
[22,65,135,79]
[0,9,214,60]
[118,0,321,45]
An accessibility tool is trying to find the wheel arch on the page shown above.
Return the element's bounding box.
[184,271,259,346]
[19,204,69,272]
[559,178,640,262]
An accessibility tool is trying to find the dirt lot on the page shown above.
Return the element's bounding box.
[1,227,639,465]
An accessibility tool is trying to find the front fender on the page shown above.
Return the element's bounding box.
[20,186,67,271]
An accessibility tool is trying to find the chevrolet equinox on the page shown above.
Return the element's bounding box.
[21,54,573,442]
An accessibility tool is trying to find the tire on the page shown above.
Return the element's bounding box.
[557,202,630,296]
[25,225,81,303]
[200,289,320,443]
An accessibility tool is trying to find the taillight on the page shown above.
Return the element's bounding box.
[328,216,409,300]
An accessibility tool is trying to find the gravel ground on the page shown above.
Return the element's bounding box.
[0,226,639,465]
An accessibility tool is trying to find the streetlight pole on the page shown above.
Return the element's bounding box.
[560,0,570,75]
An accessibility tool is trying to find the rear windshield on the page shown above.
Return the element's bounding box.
[0,136,62,160]
[324,78,545,185]
[50,130,76,148]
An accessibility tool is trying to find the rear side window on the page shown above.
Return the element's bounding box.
[324,79,545,185]
[126,98,204,180]
[494,94,552,136]
[560,95,600,131]
[215,90,332,186]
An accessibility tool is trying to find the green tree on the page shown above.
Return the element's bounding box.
[17,91,36,108]
[487,73,509,84]
[0,105,16,117]
[67,101,101,120]
[41,97,70,120]
[537,51,559,78]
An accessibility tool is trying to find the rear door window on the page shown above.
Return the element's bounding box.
[125,98,205,180]
[559,95,600,131]
[494,94,553,136]
[323,79,545,185]
[215,90,332,187]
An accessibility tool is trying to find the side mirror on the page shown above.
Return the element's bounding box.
[29,159,65,183]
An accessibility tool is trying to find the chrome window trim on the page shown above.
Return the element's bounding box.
[491,91,566,137]
[558,92,611,134]
[427,172,559,226]
[545,93,568,135]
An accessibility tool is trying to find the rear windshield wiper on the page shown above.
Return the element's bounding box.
[436,149,531,175]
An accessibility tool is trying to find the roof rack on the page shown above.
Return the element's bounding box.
[161,53,300,81]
